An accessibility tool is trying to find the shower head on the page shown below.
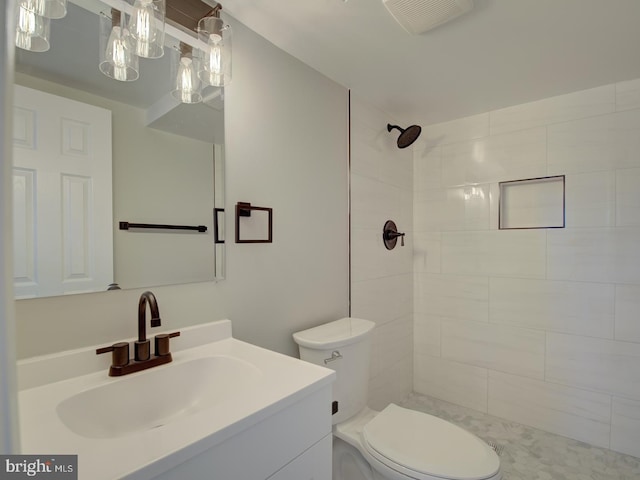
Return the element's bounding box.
[387,123,422,149]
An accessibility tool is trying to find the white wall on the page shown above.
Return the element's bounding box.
[413,78,640,457]
[14,16,349,359]
[349,95,413,409]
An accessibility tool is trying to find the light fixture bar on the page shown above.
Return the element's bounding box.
[70,0,209,52]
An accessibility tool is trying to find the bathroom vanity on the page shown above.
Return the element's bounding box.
[17,320,335,479]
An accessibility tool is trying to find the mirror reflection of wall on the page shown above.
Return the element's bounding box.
[12,0,226,299]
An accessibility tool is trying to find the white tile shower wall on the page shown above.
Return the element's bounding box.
[350,95,414,409]
[414,355,488,412]
[413,77,640,458]
[441,127,547,186]
[489,277,614,338]
[415,274,488,323]
[441,319,545,379]
[564,171,615,227]
[611,397,640,458]
[614,285,640,343]
[488,371,612,449]
[616,78,640,112]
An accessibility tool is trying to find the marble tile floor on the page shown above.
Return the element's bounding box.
[400,393,640,480]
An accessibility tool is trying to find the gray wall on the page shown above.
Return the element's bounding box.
[0,0,20,454]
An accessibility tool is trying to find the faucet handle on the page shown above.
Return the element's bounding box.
[155,331,181,357]
[96,342,130,367]
[134,340,151,362]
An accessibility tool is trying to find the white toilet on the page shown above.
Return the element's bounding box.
[293,317,502,480]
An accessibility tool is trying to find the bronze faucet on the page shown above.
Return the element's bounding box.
[135,291,161,361]
[97,291,180,376]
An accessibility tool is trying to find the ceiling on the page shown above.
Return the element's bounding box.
[221,0,640,126]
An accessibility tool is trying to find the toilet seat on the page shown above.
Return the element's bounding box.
[361,404,501,480]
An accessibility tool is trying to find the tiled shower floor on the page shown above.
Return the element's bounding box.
[401,393,640,480]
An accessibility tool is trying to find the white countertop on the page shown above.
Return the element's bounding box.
[18,320,335,480]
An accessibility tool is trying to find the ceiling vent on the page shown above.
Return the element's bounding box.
[382,0,474,35]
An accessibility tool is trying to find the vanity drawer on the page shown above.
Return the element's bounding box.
[267,434,332,480]
[147,385,332,480]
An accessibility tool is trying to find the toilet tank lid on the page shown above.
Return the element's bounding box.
[293,317,375,349]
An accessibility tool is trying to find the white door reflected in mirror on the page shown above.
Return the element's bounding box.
[13,85,113,299]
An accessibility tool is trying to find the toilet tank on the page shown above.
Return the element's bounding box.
[293,317,375,424]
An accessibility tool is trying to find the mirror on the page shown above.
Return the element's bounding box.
[12,0,225,299]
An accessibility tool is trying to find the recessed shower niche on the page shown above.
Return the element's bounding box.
[498,175,565,230]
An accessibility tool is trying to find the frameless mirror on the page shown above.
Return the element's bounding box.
[12,0,225,299]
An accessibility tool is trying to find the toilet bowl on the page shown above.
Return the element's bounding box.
[293,318,501,480]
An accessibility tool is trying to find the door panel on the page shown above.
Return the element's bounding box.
[12,85,113,298]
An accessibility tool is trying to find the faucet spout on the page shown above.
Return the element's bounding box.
[138,291,161,342]
[135,291,161,361]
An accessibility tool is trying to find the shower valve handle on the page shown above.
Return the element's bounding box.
[383,220,405,250]
[384,230,405,246]
[385,230,404,238]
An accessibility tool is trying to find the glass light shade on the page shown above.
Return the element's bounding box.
[99,12,139,82]
[18,0,67,19]
[127,0,165,59]
[197,16,232,87]
[171,48,202,104]
[15,3,50,52]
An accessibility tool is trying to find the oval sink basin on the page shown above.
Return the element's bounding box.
[56,355,261,439]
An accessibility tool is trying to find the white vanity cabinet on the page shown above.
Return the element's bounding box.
[18,320,336,480]
[148,385,333,480]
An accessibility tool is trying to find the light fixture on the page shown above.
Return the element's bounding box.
[171,42,202,104]
[18,0,67,19]
[15,1,50,52]
[99,9,139,82]
[16,0,232,105]
[127,0,165,59]
[14,0,67,52]
[197,5,232,87]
